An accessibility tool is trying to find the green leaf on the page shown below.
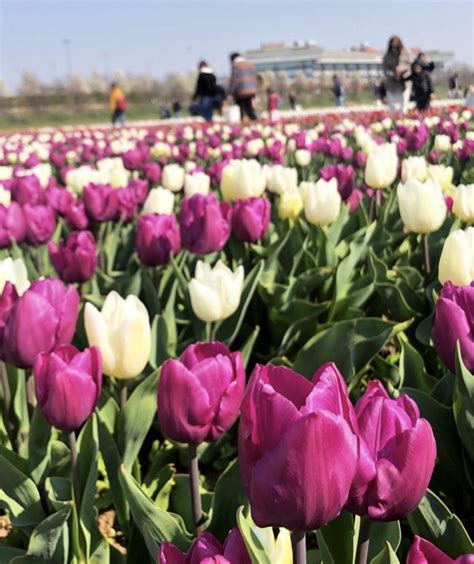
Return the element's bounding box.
[370,541,400,564]
[0,455,45,531]
[0,548,26,560]
[90,538,110,564]
[207,459,248,542]
[453,344,474,462]
[119,465,192,557]
[407,489,473,558]
[368,521,401,561]
[316,510,354,564]
[11,504,71,563]
[44,477,73,511]
[118,369,159,471]
[217,259,264,346]
[236,506,272,564]
[240,326,260,369]
[398,333,437,393]
[294,318,412,381]
[28,407,53,484]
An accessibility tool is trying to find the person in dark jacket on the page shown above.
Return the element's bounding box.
[332,74,345,107]
[229,52,258,121]
[409,62,434,111]
[192,61,218,122]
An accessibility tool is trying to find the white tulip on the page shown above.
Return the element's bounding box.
[0,258,30,296]
[221,160,266,201]
[364,143,398,189]
[188,260,244,322]
[267,165,298,195]
[302,178,342,226]
[427,165,454,193]
[397,179,446,234]
[85,292,151,379]
[29,163,52,188]
[401,156,428,183]
[184,161,197,173]
[278,188,303,220]
[438,227,474,286]
[162,164,185,192]
[142,187,175,215]
[184,172,210,198]
[0,186,11,207]
[434,134,451,152]
[453,185,474,223]
[295,149,311,167]
[246,138,264,157]
[65,165,102,195]
[0,166,13,181]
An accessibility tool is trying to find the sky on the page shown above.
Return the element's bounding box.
[0,0,473,90]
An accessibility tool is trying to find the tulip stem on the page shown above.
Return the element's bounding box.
[0,362,16,451]
[369,195,377,222]
[356,516,372,564]
[188,443,203,535]
[209,322,216,342]
[68,431,80,506]
[423,234,431,281]
[292,530,306,564]
[119,382,128,409]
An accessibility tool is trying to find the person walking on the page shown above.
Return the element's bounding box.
[448,73,459,98]
[382,36,412,113]
[109,83,127,126]
[192,61,218,122]
[332,75,345,107]
[229,52,258,121]
[409,62,434,111]
[289,90,297,110]
[267,87,281,122]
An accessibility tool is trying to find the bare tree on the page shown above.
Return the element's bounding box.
[89,71,107,94]
[18,71,42,96]
[276,71,290,97]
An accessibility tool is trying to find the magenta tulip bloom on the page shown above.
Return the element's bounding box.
[178,194,232,255]
[320,164,355,200]
[48,230,97,283]
[122,148,143,171]
[65,201,89,231]
[346,381,436,521]
[159,529,250,564]
[143,162,161,184]
[83,183,119,222]
[11,175,43,206]
[34,345,102,432]
[23,204,56,246]
[129,178,149,205]
[407,536,474,564]
[232,197,270,242]
[0,203,26,248]
[116,187,137,221]
[432,282,474,374]
[158,342,245,444]
[45,186,75,215]
[238,363,358,530]
[0,279,80,369]
[136,213,181,267]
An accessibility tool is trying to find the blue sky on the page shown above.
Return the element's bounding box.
[0,0,473,90]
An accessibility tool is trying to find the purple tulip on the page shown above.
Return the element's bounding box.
[45,186,75,215]
[346,381,436,521]
[34,345,102,432]
[178,194,232,255]
[65,201,89,231]
[238,363,358,530]
[122,148,143,171]
[354,150,368,169]
[407,536,474,564]
[232,197,270,242]
[159,529,250,564]
[128,178,149,205]
[320,164,355,200]
[48,230,97,283]
[0,279,80,369]
[432,282,474,374]
[83,183,119,222]
[158,342,245,444]
[24,154,41,168]
[116,187,137,222]
[136,213,181,267]
[23,204,56,246]
[0,203,26,248]
[142,162,161,184]
[11,175,43,206]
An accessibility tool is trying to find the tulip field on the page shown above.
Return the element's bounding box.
[0,106,473,564]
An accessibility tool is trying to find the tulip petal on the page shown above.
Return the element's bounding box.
[84,302,116,377]
[407,536,454,564]
[248,411,357,530]
[189,279,222,322]
[158,542,185,564]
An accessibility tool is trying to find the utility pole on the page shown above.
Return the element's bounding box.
[63,38,72,78]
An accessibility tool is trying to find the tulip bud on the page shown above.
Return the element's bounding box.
[142,187,175,215]
[438,227,474,286]
[0,257,30,296]
[221,159,267,201]
[295,149,311,167]
[178,194,232,255]
[189,260,244,322]
[346,381,436,521]
[239,363,358,530]
[453,184,474,223]
[267,165,298,195]
[84,291,151,379]
[397,179,447,234]
[407,535,474,564]
[158,341,245,443]
[162,163,185,192]
[401,156,428,183]
[34,345,102,432]
[11,175,43,206]
[48,230,97,283]
[364,143,398,189]
[432,282,474,373]
[83,183,119,222]
[1,279,80,369]
[142,162,161,185]
[434,134,451,152]
[427,165,454,193]
[23,204,56,246]
[232,197,270,242]
[136,213,181,267]
[320,164,355,200]
[278,189,303,220]
[0,203,26,249]
[302,177,342,226]
[184,172,210,198]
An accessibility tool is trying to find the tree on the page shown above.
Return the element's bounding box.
[67,74,91,95]
[18,71,41,96]
[0,79,11,98]
[89,72,107,94]
[292,70,309,97]
[276,71,290,97]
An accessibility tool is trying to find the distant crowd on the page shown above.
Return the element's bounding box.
[108,35,472,126]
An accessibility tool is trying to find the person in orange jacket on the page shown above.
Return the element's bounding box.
[109,83,127,126]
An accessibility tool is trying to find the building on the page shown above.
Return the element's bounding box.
[244,41,454,83]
